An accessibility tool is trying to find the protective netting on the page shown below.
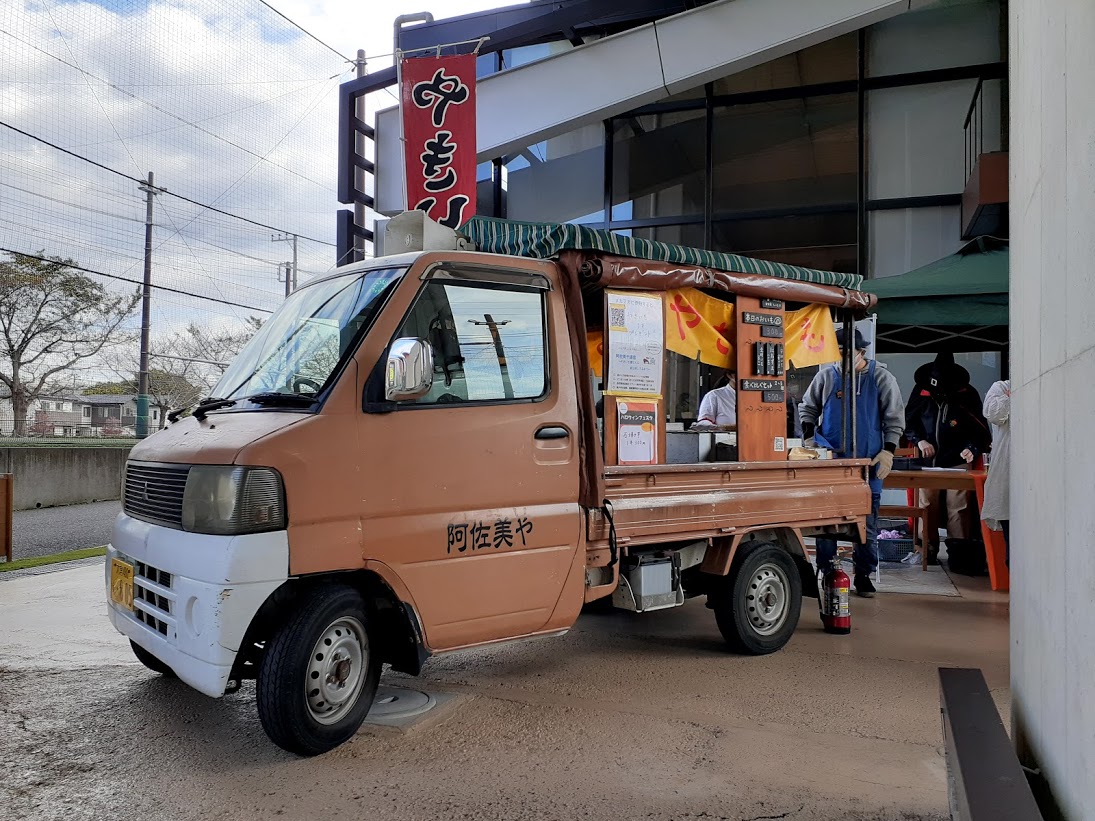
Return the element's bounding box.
[0,0,354,437]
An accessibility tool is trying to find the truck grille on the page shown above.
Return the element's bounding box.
[133,560,174,638]
[124,462,190,528]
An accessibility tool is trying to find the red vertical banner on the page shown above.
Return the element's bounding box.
[401,54,477,229]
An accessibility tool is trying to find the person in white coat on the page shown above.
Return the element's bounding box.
[980,380,1011,564]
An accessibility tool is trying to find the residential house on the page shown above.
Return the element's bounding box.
[0,390,160,438]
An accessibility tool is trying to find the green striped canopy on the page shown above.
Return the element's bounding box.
[460,216,863,290]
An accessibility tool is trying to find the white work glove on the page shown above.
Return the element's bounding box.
[803,437,817,448]
[872,449,894,480]
[917,440,936,459]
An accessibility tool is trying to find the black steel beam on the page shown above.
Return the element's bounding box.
[866,194,963,211]
[398,0,689,55]
[864,61,1006,91]
[939,668,1042,821]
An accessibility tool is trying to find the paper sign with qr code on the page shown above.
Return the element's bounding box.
[604,291,664,398]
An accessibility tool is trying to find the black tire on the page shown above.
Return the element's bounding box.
[256,585,380,756]
[711,542,802,655]
[130,640,177,677]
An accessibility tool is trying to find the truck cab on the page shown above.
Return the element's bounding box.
[107,214,873,755]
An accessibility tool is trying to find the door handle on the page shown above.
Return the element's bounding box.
[534,426,570,440]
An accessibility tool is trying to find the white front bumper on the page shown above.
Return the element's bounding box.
[107,513,288,698]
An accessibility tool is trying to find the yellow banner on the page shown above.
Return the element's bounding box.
[665,289,734,369]
[587,331,604,378]
[593,296,838,373]
[785,303,841,367]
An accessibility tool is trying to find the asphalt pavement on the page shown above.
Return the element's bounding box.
[10,500,120,561]
[0,563,1011,821]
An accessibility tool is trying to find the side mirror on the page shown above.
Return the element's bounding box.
[385,338,434,401]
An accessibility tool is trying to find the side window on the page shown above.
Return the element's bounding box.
[395,280,548,405]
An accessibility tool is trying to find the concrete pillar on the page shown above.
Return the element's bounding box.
[1009,0,1095,817]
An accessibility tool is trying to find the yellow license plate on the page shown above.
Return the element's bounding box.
[110,557,134,611]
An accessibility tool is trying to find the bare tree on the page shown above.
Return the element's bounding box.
[99,318,262,427]
[0,252,138,436]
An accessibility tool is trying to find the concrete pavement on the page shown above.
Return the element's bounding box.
[9,500,120,561]
[0,563,1010,821]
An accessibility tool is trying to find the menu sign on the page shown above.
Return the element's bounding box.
[742,312,783,327]
[616,400,658,465]
[605,290,664,398]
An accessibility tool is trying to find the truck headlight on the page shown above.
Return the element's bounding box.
[181,466,286,535]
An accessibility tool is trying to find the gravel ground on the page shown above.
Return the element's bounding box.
[10,500,120,561]
[0,564,1013,821]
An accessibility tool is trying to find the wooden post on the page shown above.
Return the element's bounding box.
[735,296,787,462]
[1,474,12,563]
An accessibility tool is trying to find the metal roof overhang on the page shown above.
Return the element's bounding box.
[474,0,927,161]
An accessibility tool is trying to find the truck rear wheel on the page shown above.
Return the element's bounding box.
[256,585,380,756]
[712,542,801,655]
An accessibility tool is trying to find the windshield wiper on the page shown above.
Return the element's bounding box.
[192,397,236,420]
[245,392,318,407]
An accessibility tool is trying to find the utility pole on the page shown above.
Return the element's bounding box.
[469,314,513,399]
[272,232,298,295]
[136,172,162,439]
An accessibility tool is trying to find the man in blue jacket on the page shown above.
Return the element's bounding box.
[799,328,906,597]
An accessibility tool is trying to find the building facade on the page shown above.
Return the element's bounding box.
[349,0,1008,408]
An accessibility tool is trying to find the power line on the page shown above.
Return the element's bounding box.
[252,0,353,63]
[0,121,336,246]
[0,248,275,314]
[0,26,345,191]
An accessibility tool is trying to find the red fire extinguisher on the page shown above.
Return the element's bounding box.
[820,563,851,634]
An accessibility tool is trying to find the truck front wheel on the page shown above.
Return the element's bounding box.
[256,584,380,756]
[712,542,802,655]
[130,640,176,677]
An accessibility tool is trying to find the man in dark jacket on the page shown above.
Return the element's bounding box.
[904,352,991,561]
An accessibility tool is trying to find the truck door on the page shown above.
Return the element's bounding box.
[360,262,583,650]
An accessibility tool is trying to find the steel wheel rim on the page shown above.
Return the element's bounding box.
[746,563,790,636]
[305,616,368,725]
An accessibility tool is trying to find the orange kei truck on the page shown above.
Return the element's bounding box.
[106,214,875,755]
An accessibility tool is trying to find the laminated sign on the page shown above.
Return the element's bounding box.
[605,290,664,398]
[401,54,477,229]
[617,401,658,466]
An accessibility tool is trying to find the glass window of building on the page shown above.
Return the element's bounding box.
[869,206,961,280]
[867,0,1002,78]
[711,213,858,274]
[711,93,858,215]
[612,108,707,220]
[619,223,706,248]
[867,80,1001,200]
[712,33,858,95]
[504,124,604,224]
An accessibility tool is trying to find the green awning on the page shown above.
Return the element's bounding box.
[460,216,864,290]
[871,237,1009,326]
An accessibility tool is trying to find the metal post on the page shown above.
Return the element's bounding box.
[272,233,298,295]
[291,233,298,290]
[354,48,368,261]
[394,14,435,214]
[136,172,158,439]
[841,312,853,458]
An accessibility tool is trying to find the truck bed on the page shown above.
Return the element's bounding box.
[587,459,871,550]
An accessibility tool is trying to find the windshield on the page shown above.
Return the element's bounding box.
[213,267,404,401]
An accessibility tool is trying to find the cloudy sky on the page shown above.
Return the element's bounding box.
[0,0,515,381]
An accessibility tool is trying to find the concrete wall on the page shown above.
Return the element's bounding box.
[1010,0,1095,817]
[0,447,131,510]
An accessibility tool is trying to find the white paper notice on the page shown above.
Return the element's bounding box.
[617,400,657,465]
[605,291,664,397]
